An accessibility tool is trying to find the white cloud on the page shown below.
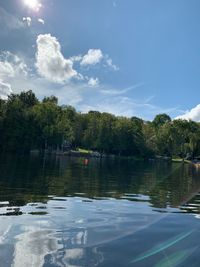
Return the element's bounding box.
[80,49,118,70]
[0,52,28,79]
[79,95,177,119]
[38,18,45,25]
[0,61,14,78]
[35,34,78,83]
[88,77,99,87]
[100,83,144,96]
[0,52,28,99]
[175,104,200,122]
[0,80,12,100]
[23,17,32,27]
[70,55,82,63]
[80,96,137,117]
[106,57,119,71]
[80,49,103,66]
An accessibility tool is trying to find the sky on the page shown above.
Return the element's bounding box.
[0,0,200,120]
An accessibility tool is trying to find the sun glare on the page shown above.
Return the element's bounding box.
[23,0,42,12]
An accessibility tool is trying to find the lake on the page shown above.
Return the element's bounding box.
[0,154,200,267]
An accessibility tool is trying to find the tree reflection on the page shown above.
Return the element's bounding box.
[0,154,200,212]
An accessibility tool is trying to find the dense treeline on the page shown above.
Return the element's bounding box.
[1,90,200,158]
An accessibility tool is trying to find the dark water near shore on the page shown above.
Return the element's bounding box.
[0,155,200,266]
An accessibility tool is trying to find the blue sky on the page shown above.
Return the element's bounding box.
[0,0,200,120]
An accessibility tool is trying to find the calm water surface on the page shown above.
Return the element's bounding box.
[0,155,200,267]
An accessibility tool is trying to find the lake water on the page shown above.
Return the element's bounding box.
[0,155,200,267]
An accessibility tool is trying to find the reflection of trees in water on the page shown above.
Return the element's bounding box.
[147,163,200,209]
[1,154,200,211]
[42,228,103,267]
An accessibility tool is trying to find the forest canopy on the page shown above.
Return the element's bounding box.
[0,90,200,158]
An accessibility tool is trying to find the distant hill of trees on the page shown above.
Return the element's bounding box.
[0,90,200,158]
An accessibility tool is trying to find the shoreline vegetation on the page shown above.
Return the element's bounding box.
[1,91,200,163]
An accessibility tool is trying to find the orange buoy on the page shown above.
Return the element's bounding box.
[84,158,89,165]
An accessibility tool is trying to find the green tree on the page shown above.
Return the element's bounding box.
[152,114,171,129]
